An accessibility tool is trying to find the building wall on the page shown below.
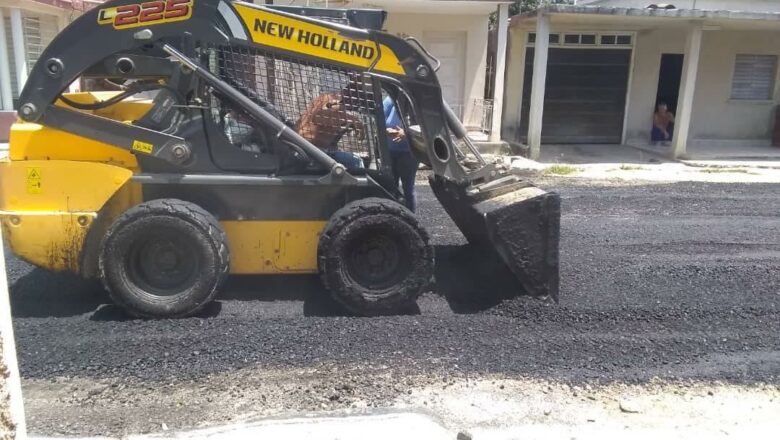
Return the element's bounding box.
[283,0,495,127]
[1,1,75,141]
[626,28,780,144]
[384,12,488,126]
[623,27,686,144]
[504,20,780,146]
[690,30,780,142]
[577,0,780,12]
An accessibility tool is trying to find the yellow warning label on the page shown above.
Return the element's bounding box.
[26,167,42,194]
[233,4,404,75]
[131,140,154,154]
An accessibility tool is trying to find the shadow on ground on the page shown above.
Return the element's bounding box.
[9,245,526,319]
[10,269,107,318]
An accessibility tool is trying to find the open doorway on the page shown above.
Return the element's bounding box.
[655,53,684,112]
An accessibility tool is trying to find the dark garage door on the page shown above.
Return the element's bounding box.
[520,48,631,144]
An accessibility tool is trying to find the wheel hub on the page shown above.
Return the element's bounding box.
[347,232,406,288]
[127,232,199,296]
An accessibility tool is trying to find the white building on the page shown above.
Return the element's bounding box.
[0,0,511,143]
[286,0,511,140]
[502,0,780,159]
[0,0,97,141]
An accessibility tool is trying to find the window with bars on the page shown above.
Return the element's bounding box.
[22,14,59,74]
[731,54,777,101]
[2,11,59,101]
[528,32,631,47]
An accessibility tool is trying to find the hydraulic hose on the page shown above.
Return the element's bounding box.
[58,82,183,111]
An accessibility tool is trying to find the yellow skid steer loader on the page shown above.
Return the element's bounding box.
[0,0,559,318]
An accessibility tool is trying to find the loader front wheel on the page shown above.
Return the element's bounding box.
[318,198,433,316]
[99,199,229,319]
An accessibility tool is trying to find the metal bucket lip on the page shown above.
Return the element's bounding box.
[429,175,561,302]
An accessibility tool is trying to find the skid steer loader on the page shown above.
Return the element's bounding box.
[0,0,559,318]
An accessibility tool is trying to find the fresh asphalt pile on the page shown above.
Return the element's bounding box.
[5,179,780,431]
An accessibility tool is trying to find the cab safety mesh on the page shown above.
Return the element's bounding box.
[206,44,380,162]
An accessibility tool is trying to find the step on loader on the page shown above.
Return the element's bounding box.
[0,0,559,318]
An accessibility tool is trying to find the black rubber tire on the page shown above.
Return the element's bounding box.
[98,199,229,319]
[318,197,433,316]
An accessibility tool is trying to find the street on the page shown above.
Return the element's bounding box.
[5,177,780,436]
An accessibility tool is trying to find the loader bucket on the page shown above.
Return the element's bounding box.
[429,174,560,302]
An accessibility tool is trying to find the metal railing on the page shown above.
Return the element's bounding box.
[466,98,494,135]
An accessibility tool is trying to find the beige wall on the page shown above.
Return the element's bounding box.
[626,28,780,145]
[503,20,780,146]
[690,30,780,142]
[284,0,494,127]
[384,12,488,126]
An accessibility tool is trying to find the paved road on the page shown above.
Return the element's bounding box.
[5,179,780,434]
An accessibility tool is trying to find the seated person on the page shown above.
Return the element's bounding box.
[296,92,366,170]
[651,102,675,145]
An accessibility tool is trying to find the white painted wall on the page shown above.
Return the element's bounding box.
[504,18,780,147]
[689,30,780,142]
[385,12,489,126]
[577,0,780,12]
[625,28,780,144]
[283,0,494,127]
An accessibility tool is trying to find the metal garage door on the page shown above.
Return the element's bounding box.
[520,48,631,144]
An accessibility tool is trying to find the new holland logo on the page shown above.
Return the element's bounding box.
[98,0,193,30]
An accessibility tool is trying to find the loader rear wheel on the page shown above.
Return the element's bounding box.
[318,198,433,316]
[99,199,229,319]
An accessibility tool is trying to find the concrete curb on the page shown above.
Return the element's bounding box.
[1,229,28,439]
[31,412,454,440]
[680,159,780,170]
[29,417,778,440]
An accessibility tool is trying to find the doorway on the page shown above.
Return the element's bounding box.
[423,31,466,117]
[655,53,684,113]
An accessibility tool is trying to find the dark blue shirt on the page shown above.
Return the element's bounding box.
[383,96,411,153]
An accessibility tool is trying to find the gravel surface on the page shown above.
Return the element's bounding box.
[5,178,780,435]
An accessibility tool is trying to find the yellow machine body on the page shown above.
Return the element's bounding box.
[1,94,323,276]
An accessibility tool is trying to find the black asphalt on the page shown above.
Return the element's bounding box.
[6,180,780,385]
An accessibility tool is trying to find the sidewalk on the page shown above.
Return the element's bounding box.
[509,143,780,182]
[29,410,777,440]
[0,142,8,160]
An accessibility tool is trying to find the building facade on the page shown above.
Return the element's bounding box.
[0,0,511,142]
[502,0,780,159]
[0,0,98,141]
[287,0,510,139]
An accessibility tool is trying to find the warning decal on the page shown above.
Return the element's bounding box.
[26,167,42,194]
[131,140,154,154]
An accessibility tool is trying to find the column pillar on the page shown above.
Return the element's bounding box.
[0,8,14,110]
[9,8,27,96]
[527,11,550,160]
[489,3,509,142]
[0,228,28,438]
[671,22,703,158]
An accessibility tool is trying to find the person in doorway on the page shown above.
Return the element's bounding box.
[383,95,418,212]
[651,102,675,146]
